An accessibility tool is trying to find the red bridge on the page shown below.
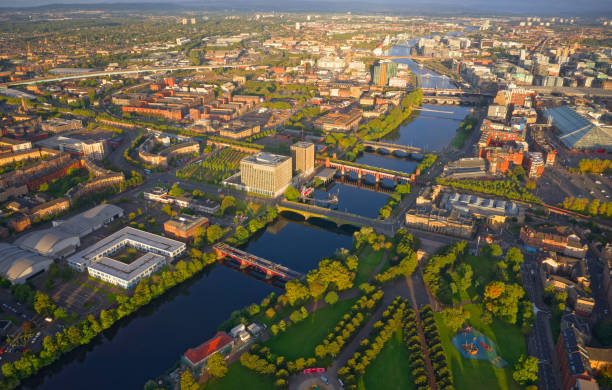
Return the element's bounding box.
[213,243,304,281]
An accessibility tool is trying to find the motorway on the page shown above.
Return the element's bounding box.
[2,63,253,87]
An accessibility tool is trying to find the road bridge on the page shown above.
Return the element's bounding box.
[421,95,481,105]
[213,243,303,281]
[421,88,495,98]
[318,157,414,183]
[277,201,395,235]
[360,140,428,156]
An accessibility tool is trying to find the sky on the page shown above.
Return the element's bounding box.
[0,0,611,16]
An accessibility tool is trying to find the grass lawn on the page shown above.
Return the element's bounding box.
[359,330,414,390]
[355,247,384,285]
[265,297,358,360]
[434,303,524,390]
[203,361,274,390]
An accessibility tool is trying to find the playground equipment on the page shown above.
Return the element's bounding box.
[452,327,508,368]
[462,340,478,355]
[479,341,492,351]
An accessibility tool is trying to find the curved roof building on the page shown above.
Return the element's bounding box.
[14,229,80,259]
[0,243,53,284]
[13,204,123,260]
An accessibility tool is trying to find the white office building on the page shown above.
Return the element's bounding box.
[67,227,186,288]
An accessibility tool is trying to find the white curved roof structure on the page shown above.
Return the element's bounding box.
[0,243,53,284]
[15,228,80,259]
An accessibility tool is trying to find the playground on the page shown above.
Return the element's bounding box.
[451,326,508,368]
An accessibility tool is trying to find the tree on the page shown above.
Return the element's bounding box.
[143,380,157,390]
[597,365,612,388]
[325,291,339,305]
[484,281,525,324]
[234,225,249,242]
[180,370,199,390]
[34,292,56,315]
[221,196,236,215]
[345,255,358,271]
[489,244,503,257]
[285,280,309,305]
[168,183,185,197]
[1,362,15,378]
[53,307,68,321]
[512,355,538,386]
[265,308,276,319]
[207,353,228,378]
[505,247,524,272]
[440,307,470,332]
[513,165,526,180]
[162,204,174,216]
[284,186,300,201]
[100,309,115,329]
[207,225,224,244]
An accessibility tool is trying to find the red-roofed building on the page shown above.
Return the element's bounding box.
[182,332,234,370]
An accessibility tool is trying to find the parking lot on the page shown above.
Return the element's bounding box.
[49,276,112,319]
[538,166,612,206]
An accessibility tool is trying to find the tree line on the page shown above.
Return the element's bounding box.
[437,178,541,204]
[420,306,454,390]
[358,89,423,141]
[561,196,612,218]
[337,297,409,390]
[0,253,218,390]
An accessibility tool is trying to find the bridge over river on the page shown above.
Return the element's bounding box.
[213,243,304,281]
[317,157,416,183]
[277,201,396,235]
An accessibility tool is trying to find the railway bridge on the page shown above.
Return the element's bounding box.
[318,158,414,184]
[213,243,304,281]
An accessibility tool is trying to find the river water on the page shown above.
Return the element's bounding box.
[26,43,468,390]
[24,218,353,390]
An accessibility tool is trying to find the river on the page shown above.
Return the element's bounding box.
[24,217,353,390]
[25,43,465,390]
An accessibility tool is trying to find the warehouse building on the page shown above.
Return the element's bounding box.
[15,204,124,259]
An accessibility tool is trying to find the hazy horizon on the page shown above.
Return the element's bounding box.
[0,0,611,17]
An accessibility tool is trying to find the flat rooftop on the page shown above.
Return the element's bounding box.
[68,227,185,267]
[89,252,165,281]
[242,152,290,167]
[164,214,208,232]
[291,141,314,149]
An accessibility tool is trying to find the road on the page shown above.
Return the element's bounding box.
[3,63,254,87]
